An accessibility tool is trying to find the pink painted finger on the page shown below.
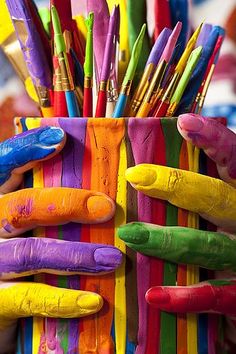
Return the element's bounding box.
[177,114,236,186]
[146,279,236,315]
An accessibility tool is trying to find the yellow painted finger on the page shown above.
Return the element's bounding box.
[126,164,236,231]
[0,187,115,237]
[0,282,103,330]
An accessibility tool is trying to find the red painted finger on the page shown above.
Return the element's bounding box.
[146,279,236,315]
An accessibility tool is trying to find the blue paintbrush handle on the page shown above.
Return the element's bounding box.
[112,93,128,118]
[65,90,81,117]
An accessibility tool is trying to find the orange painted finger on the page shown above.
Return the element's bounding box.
[0,187,115,237]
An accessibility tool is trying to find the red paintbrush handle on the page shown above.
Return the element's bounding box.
[95,90,107,117]
[146,280,236,315]
[54,91,68,117]
[153,101,169,117]
[83,87,93,117]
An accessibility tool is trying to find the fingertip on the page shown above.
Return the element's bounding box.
[87,194,115,222]
[118,222,150,244]
[78,292,103,315]
[145,287,170,308]
[178,114,204,134]
[38,127,66,147]
[125,165,157,187]
[93,247,123,270]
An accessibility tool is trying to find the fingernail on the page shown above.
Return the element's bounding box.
[118,222,150,244]
[125,166,157,186]
[145,287,170,306]
[87,195,115,222]
[78,292,103,312]
[94,247,122,268]
[39,127,65,146]
[178,114,204,132]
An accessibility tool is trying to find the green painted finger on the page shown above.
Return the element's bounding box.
[118,222,236,271]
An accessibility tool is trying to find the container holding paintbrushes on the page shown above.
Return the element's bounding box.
[15,115,225,354]
[1,1,228,352]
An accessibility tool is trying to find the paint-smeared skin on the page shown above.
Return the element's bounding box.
[0,282,103,329]
[118,222,236,271]
[0,238,122,278]
[0,127,66,193]
[0,187,115,237]
[125,164,236,231]
[146,280,236,315]
[178,114,236,185]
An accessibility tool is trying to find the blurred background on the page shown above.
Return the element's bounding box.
[0,0,236,141]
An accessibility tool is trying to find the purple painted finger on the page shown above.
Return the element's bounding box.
[0,238,123,279]
[178,114,236,185]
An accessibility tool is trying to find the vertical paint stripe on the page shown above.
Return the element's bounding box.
[177,140,189,354]
[41,119,62,352]
[114,139,127,353]
[25,118,45,354]
[161,118,182,354]
[125,120,138,352]
[147,118,166,354]
[128,118,165,354]
[59,118,87,353]
[80,118,125,353]
[186,142,199,354]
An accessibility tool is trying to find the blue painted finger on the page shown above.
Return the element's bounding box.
[0,126,66,186]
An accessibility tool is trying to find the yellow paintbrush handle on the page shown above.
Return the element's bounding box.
[136,102,151,118]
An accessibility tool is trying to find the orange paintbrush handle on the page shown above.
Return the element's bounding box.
[41,106,55,117]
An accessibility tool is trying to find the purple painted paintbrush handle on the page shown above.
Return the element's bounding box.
[146,27,172,67]
[100,6,119,82]
[5,0,51,88]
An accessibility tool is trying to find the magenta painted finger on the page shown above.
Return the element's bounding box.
[177,114,236,183]
[146,279,236,315]
[0,238,122,279]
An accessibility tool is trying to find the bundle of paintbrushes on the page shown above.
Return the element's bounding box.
[0,0,224,119]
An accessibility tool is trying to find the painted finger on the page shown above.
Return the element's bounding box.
[125,164,236,230]
[146,279,236,316]
[0,282,103,330]
[0,238,122,279]
[0,187,115,238]
[118,222,236,271]
[178,114,236,186]
[0,127,66,194]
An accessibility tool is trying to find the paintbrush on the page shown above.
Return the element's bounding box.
[83,12,94,117]
[166,46,203,116]
[145,21,182,116]
[112,24,146,118]
[87,0,110,87]
[0,0,30,86]
[136,22,182,118]
[197,30,225,113]
[5,0,53,117]
[128,27,172,116]
[51,4,80,117]
[176,25,220,115]
[95,5,119,117]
